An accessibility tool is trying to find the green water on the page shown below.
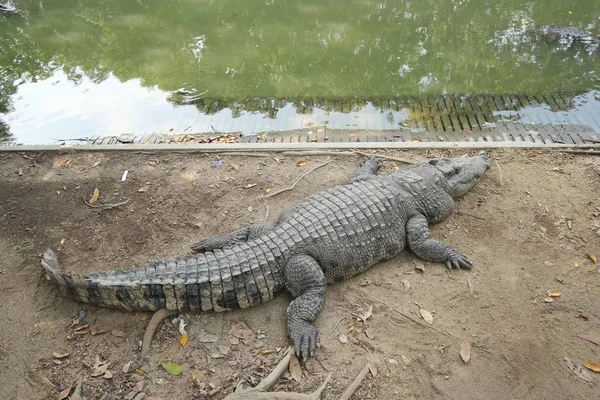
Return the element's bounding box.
[1,0,599,141]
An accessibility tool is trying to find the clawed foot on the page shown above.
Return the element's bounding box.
[289,320,319,360]
[445,250,472,270]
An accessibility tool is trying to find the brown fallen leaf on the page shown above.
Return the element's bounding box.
[89,188,100,205]
[367,361,377,377]
[260,349,274,355]
[577,334,599,345]
[90,326,107,336]
[586,253,597,264]
[289,352,302,382]
[53,352,70,359]
[75,324,89,332]
[230,326,253,340]
[460,340,471,363]
[57,385,72,400]
[584,361,600,372]
[296,160,307,167]
[419,308,433,325]
[547,290,561,297]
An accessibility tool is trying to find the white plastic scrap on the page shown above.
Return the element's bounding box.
[178,318,187,336]
[121,170,128,182]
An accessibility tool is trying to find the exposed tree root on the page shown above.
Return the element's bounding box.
[264,160,334,198]
[140,309,178,358]
[225,347,372,400]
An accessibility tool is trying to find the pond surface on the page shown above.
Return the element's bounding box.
[1,0,599,143]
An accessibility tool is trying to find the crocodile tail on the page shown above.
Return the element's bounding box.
[41,243,286,312]
[41,249,96,306]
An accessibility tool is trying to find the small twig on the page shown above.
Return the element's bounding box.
[253,348,292,392]
[140,309,178,358]
[264,160,334,198]
[392,308,494,357]
[493,159,503,187]
[264,202,270,221]
[82,196,130,210]
[339,363,371,400]
[353,150,414,164]
[455,211,486,220]
[560,150,600,156]
[331,316,348,334]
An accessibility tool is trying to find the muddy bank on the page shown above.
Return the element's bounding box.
[0,149,598,399]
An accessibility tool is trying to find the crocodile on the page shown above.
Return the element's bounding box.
[538,25,600,52]
[42,154,491,358]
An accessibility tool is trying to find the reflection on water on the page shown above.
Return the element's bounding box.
[1,0,599,143]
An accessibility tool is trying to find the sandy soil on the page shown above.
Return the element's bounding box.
[0,148,599,400]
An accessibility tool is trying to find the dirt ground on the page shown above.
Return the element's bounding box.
[0,148,599,400]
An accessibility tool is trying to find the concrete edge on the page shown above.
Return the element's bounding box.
[1,142,600,152]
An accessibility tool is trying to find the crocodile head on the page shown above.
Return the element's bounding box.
[428,154,492,198]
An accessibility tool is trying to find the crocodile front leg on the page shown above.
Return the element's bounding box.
[191,222,276,252]
[406,214,472,269]
[283,254,326,359]
[350,156,381,182]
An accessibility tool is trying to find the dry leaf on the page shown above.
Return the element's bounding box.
[339,334,348,344]
[53,352,70,359]
[265,188,271,193]
[358,305,374,324]
[586,253,597,263]
[138,186,149,193]
[367,361,378,377]
[401,279,411,293]
[296,160,307,167]
[577,334,599,345]
[347,326,355,334]
[230,326,253,340]
[460,340,471,363]
[89,188,100,205]
[92,161,101,167]
[231,164,239,171]
[584,361,600,372]
[420,308,433,325]
[401,355,411,365]
[91,363,109,377]
[90,327,107,336]
[547,290,561,297]
[57,385,72,400]
[289,352,302,382]
[122,361,132,374]
[564,357,594,382]
[191,369,206,387]
[260,349,274,355]
[111,330,125,337]
[134,369,145,376]
[180,333,188,347]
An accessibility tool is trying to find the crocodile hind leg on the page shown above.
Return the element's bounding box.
[283,254,327,359]
[406,214,472,269]
[350,156,381,182]
[191,222,276,252]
